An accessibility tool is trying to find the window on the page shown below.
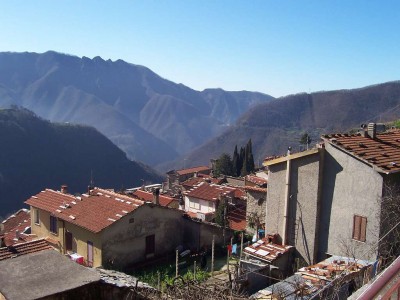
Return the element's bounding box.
[353,215,367,242]
[50,215,58,234]
[189,200,200,210]
[65,231,73,251]
[145,234,155,255]
[34,209,40,225]
[87,241,93,267]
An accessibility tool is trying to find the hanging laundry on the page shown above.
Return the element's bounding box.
[232,244,237,254]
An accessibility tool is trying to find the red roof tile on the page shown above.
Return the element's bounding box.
[176,166,211,176]
[234,188,246,198]
[0,239,53,261]
[25,188,145,233]
[183,182,236,202]
[1,209,33,246]
[322,129,400,174]
[245,175,268,186]
[131,190,174,207]
[182,176,224,189]
[227,207,247,231]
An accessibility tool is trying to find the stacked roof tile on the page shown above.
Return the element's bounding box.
[25,188,145,233]
[244,238,293,263]
[322,129,400,174]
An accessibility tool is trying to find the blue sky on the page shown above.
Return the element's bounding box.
[0,1,399,97]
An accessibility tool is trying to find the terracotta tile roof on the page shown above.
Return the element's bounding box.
[182,177,205,189]
[243,238,293,263]
[0,239,53,261]
[1,209,34,246]
[227,207,247,231]
[182,175,224,189]
[25,188,145,233]
[322,129,400,174]
[234,188,246,198]
[244,186,268,193]
[245,175,268,186]
[183,182,236,202]
[131,190,174,207]
[176,166,211,176]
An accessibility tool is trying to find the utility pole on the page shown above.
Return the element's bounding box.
[176,249,179,278]
[211,235,215,276]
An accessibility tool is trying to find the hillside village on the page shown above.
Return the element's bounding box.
[0,123,399,299]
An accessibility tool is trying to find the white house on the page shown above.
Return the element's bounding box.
[182,182,236,221]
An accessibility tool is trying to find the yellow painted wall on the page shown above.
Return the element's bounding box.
[30,206,63,250]
[64,222,102,268]
[29,206,102,267]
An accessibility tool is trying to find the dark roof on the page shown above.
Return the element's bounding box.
[322,129,400,174]
[0,239,53,261]
[0,249,100,300]
[25,188,145,233]
[183,182,236,202]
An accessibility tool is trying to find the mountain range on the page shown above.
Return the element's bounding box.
[0,108,162,219]
[167,81,400,169]
[0,51,273,166]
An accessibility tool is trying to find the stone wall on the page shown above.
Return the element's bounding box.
[245,190,267,233]
[101,205,184,270]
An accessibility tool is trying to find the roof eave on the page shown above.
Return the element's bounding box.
[263,148,320,167]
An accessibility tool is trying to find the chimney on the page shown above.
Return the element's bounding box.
[0,235,4,247]
[153,188,160,205]
[15,230,20,240]
[61,185,68,194]
[368,123,377,139]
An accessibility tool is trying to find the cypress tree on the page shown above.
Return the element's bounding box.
[232,145,239,177]
[247,139,255,172]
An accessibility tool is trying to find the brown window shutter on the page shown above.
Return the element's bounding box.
[353,215,361,240]
[360,217,367,242]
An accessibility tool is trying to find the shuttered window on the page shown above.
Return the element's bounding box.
[353,215,367,242]
[65,231,73,251]
[50,216,57,234]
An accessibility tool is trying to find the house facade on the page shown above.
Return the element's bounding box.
[264,125,400,265]
[26,187,185,269]
[182,182,236,221]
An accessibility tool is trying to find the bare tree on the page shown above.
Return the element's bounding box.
[377,182,400,268]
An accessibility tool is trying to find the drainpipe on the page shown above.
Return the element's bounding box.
[282,147,292,246]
